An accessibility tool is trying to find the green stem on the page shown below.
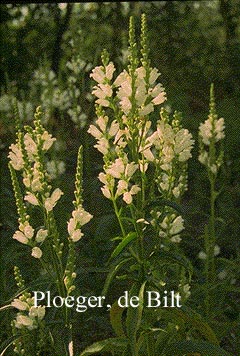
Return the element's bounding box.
[205,173,216,317]
[112,198,126,237]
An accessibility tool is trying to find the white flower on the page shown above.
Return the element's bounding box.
[46,160,65,180]
[96,115,108,132]
[119,97,132,114]
[169,216,185,235]
[94,137,109,154]
[15,314,35,329]
[149,68,160,85]
[170,235,182,243]
[23,176,31,188]
[101,186,111,199]
[172,186,181,198]
[90,62,115,83]
[44,188,63,211]
[11,299,28,311]
[24,133,37,160]
[123,185,141,204]
[198,151,208,165]
[105,62,115,80]
[68,206,93,242]
[36,229,48,243]
[199,119,212,145]
[31,247,42,259]
[125,162,138,178]
[139,160,149,173]
[71,229,84,242]
[214,244,220,256]
[13,223,34,244]
[8,143,24,170]
[218,270,227,280]
[123,191,133,204]
[42,131,56,150]
[152,91,166,105]
[198,251,207,260]
[72,207,93,226]
[109,120,119,137]
[175,129,194,162]
[106,158,125,179]
[215,118,225,141]
[90,66,105,83]
[13,230,29,244]
[23,224,34,239]
[116,179,128,196]
[29,306,45,320]
[92,84,112,99]
[139,103,154,116]
[88,125,102,139]
[24,193,39,206]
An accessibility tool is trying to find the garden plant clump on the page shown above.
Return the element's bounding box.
[0,9,239,356]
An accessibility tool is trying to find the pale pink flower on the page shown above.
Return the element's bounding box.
[149,68,160,85]
[24,193,39,206]
[29,306,45,320]
[87,125,102,139]
[106,158,125,179]
[42,131,56,150]
[8,143,24,170]
[11,299,28,311]
[116,179,128,196]
[36,229,48,243]
[44,188,63,212]
[15,314,35,329]
[96,115,108,132]
[31,247,42,259]
[90,66,105,83]
[123,185,141,204]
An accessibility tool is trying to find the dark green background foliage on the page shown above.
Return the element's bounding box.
[0,2,240,355]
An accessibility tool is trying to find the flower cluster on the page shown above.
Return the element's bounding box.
[159,214,185,243]
[46,159,66,180]
[8,107,63,258]
[198,84,225,174]
[12,294,45,330]
[88,15,194,246]
[68,206,93,242]
[90,63,166,116]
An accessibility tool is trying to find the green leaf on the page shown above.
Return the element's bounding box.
[165,340,232,356]
[126,281,146,355]
[79,337,127,356]
[102,257,133,296]
[110,301,126,337]
[155,306,219,345]
[110,232,137,259]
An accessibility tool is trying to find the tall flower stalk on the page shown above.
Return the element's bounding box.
[88,14,194,313]
[198,83,225,316]
[8,107,92,355]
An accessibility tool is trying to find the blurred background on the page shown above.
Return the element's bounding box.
[0,1,240,353]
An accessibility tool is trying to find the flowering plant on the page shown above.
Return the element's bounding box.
[1,13,233,356]
[6,107,92,355]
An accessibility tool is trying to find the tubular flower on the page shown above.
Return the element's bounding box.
[198,86,225,175]
[113,66,166,116]
[68,206,93,242]
[44,188,63,212]
[8,143,24,170]
[12,295,45,330]
[160,214,185,243]
[13,222,34,245]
